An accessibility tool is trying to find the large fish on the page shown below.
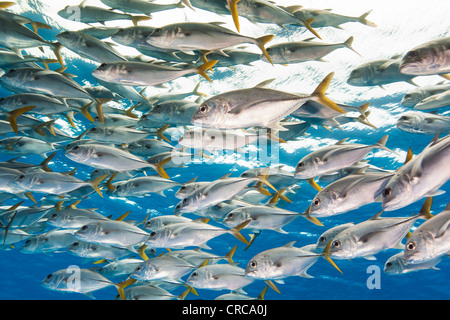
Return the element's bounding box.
[381,134,450,211]
[111,175,182,197]
[100,0,184,15]
[191,72,344,130]
[307,170,394,218]
[404,199,450,264]
[145,21,274,64]
[399,36,450,76]
[401,83,450,107]
[413,90,450,111]
[329,211,422,260]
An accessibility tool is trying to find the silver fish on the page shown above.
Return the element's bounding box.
[140,100,200,127]
[20,229,77,254]
[144,219,250,249]
[308,170,394,217]
[397,111,450,135]
[111,175,182,197]
[401,83,450,107]
[347,58,418,88]
[74,219,149,249]
[64,143,170,178]
[381,134,450,211]
[384,251,442,275]
[264,36,358,65]
[68,240,132,261]
[85,126,151,144]
[191,72,343,130]
[399,36,450,76]
[414,90,450,111]
[56,30,127,63]
[294,135,392,180]
[91,60,217,86]
[404,199,450,264]
[142,214,193,232]
[186,263,254,293]
[0,136,59,157]
[100,0,184,15]
[329,212,421,260]
[245,241,341,281]
[120,284,190,300]
[126,139,175,158]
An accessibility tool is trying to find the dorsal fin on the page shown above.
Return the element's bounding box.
[404,147,413,165]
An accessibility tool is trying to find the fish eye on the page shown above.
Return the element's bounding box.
[191,272,197,278]
[228,213,233,218]
[45,274,52,280]
[150,231,156,237]
[80,225,88,231]
[183,198,187,203]
[318,236,326,243]
[386,262,392,267]
[332,240,341,248]
[297,162,303,168]
[136,266,142,271]
[406,242,416,250]
[406,50,419,58]
[18,175,25,179]
[383,188,392,196]
[72,242,79,247]
[98,63,107,69]
[198,105,210,114]
[25,239,31,244]
[249,260,257,268]
[313,198,321,206]
[399,116,409,121]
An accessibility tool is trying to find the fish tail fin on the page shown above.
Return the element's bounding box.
[180,0,195,10]
[94,98,112,125]
[115,278,137,300]
[343,36,361,56]
[375,135,396,153]
[7,105,35,134]
[39,151,56,172]
[52,42,64,67]
[31,20,52,34]
[105,171,118,191]
[302,204,323,226]
[227,0,241,32]
[152,157,171,179]
[256,167,278,193]
[0,2,15,9]
[155,124,171,142]
[301,18,322,40]
[256,35,274,65]
[79,101,94,122]
[125,103,139,119]
[311,72,345,114]
[265,280,281,294]
[195,60,218,82]
[359,10,377,27]
[192,82,206,97]
[322,241,343,274]
[418,197,434,220]
[224,245,237,264]
[307,178,321,191]
[229,219,250,245]
[89,174,108,198]
[131,15,151,26]
[177,287,192,300]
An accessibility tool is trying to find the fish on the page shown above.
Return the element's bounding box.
[384,251,442,275]
[399,36,450,76]
[245,241,341,284]
[414,90,450,111]
[347,58,418,88]
[201,48,262,68]
[381,134,450,211]
[139,100,200,126]
[144,218,250,249]
[110,175,182,197]
[100,0,185,15]
[397,111,450,135]
[14,171,108,198]
[57,2,151,26]
[404,199,450,264]
[92,60,217,86]
[191,72,344,130]
[401,83,450,107]
[313,222,355,252]
[263,36,359,65]
[68,240,132,261]
[176,169,277,213]
[142,214,193,231]
[20,229,77,254]
[120,284,191,300]
[64,143,170,178]
[186,263,254,293]
[55,30,127,63]
[0,136,59,157]
[294,135,393,180]
[46,202,111,229]
[307,169,394,218]
[284,7,377,29]
[74,219,149,250]
[165,245,237,266]
[223,202,322,233]
[97,258,146,278]
[130,254,197,282]
[85,126,151,145]
[126,139,175,158]
[145,21,275,64]
[41,267,131,300]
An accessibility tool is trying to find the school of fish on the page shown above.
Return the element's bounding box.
[0,0,449,300]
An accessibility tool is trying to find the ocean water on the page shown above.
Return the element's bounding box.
[0,0,449,301]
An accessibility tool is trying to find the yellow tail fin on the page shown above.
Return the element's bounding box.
[131,15,151,26]
[311,72,345,114]
[195,60,218,82]
[89,174,108,197]
[7,106,35,134]
[256,35,275,65]
[227,0,241,32]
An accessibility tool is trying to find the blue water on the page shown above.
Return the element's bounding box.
[0,0,449,300]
